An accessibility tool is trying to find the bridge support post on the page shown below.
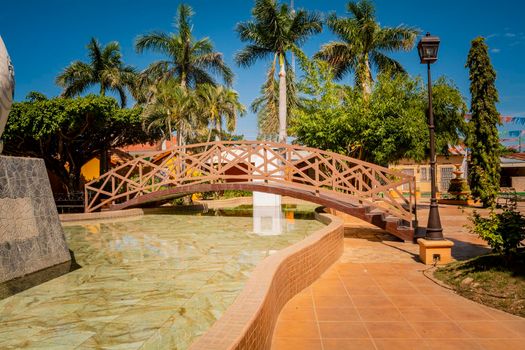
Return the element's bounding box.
[252,146,283,235]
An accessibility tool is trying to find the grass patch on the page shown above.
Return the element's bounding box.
[434,253,525,317]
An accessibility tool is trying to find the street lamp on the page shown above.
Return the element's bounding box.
[418,32,444,240]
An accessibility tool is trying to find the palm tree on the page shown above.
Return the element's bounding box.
[251,66,298,140]
[315,0,418,95]
[197,84,246,141]
[56,38,136,107]
[142,79,201,147]
[135,3,233,90]
[235,0,322,143]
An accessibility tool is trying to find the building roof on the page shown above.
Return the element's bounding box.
[120,136,177,156]
[502,153,525,162]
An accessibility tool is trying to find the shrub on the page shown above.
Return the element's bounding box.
[470,206,525,259]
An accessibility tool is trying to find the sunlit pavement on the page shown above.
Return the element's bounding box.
[272,203,525,350]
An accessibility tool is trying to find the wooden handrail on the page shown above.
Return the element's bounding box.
[84,141,417,227]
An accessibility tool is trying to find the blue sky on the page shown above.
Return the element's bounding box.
[1,0,524,140]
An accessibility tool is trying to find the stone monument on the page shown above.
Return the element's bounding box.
[0,36,71,283]
[0,36,14,153]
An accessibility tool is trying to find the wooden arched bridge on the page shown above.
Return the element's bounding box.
[84,141,417,241]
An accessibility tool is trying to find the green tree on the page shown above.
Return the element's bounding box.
[235,0,322,143]
[315,0,418,95]
[3,94,157,192]
[56,38,136,107]
[465,37,501,207]
[142,79,201,147]
[135,3,233,90]
[291,59,467,165]
[196,84,246,141]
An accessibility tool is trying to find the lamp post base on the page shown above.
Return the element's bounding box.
[417,238,454,265]
[425,202,444,240]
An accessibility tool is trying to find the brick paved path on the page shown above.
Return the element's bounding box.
[272,204,525,350]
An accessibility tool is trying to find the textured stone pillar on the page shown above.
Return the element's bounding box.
[0,156,71,282]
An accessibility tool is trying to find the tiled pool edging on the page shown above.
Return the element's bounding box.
[59,205,207,222]
[189,211,344,350]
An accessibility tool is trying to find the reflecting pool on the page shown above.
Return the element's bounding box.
[0,208,323,349]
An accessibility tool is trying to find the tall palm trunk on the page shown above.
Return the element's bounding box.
[358,54,372,97]
[278,53,287,144]
[215,116,222,142]
[179,74,187,147]
[99,83,109,174]
[176,128,182,147]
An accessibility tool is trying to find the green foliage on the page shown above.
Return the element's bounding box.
[142,79,201,145]
[235,0,322,140]
[200,190,253,200]
[196,84,246,141]
[315,0,418,93]
[135,3,233,92]
[470,207,525,259]
[291,59,467,165]
[235,0,322,68]
[465,37,501,207]
[3,94,158,191]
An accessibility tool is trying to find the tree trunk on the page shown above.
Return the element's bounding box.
[215,117,222,142]
[176,128,182,147]
[278,53,287,144]
[100,146,109,174]
[180,73,187,89]
[68,165,82,193]
[361,55,372,97]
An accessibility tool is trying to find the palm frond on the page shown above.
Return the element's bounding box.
[289,9,323,45]
[375,26,419,51]
[315,42,357,80]
[135,32,174,56]
[347,0,375,21]
[87,38,103,70]
[175,3,194,44]
[194,52,233,85]
[235,45,273,67]
[370,51,405,75]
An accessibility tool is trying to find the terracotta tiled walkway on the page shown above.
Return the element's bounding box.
[272,204,525,350]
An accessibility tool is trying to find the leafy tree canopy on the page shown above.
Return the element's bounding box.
[291,59,467,166]
[3,94,159,192]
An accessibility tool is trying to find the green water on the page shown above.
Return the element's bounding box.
[0,211,323,349]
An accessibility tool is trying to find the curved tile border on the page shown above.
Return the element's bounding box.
[59,205,207,223]
[59,208,145,222]
[189,211,344,350]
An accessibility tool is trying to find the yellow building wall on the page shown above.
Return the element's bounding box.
[390,155,465,194]
[81,158,100,182]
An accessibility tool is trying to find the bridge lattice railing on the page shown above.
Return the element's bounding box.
[85,141,416,226]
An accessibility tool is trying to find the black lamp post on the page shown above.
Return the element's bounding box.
[418,32,444,240]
